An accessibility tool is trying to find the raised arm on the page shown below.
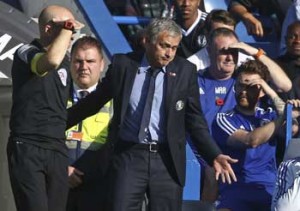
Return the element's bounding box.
[227,116,284,148]
[226,100,300,148]
[248,78,285,114]
[230,42,292,92]
[35,19,84,75]
[228,1,264,37]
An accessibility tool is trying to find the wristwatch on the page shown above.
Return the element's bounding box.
[63,21,75,31]
[254,48,266,59]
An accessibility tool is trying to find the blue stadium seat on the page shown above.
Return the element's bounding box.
[204,0,228,12]
[183,144,201,200]
[235,16,280,58]
[204,0,280,58]
[284,104,300,161]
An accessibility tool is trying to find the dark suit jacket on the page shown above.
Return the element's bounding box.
[67,51,222,186]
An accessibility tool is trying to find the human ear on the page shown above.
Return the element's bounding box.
[44,24,52,34]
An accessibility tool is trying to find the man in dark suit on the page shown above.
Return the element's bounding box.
[67,18,237,211]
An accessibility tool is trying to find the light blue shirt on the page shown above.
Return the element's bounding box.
[119,56,166,143]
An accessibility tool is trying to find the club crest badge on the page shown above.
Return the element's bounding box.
[197,35,207,48]
[176,100,184,111]
[57,68,67,86]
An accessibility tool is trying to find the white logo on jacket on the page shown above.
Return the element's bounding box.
[57,68,67,86]
[176,100,184,111]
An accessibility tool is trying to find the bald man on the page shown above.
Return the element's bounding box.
[7,5,84,211]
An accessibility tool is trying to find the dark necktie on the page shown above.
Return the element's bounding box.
[79,90,89,99]
[138,68,161,142]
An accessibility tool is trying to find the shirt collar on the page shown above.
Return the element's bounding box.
[182,9,202,36]
[138,54,167,74]
[73,83,98,98]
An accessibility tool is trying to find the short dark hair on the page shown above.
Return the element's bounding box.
[207,27,239,46]
[205,9,237,33]
[286,20,300,40]
[235,60,271,81]
[71,36,103,58]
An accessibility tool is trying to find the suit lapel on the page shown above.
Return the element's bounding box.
[120,58,140,124]
[165,61,179,115]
